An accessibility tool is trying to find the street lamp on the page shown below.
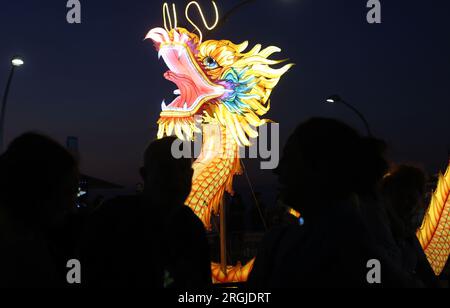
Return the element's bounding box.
[0,56,25,152]
[325,95,373,137]
[11,58,24,67]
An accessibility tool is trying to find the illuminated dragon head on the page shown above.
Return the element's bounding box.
[145,2,293,146]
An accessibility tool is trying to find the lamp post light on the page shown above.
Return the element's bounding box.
[0,56,25,152]
[326,95,373,137]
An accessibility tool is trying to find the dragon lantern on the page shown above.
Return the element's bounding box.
[145,1,293,283]
[417,162,450,276]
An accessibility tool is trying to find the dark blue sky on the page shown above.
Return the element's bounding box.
[1,0,449,191]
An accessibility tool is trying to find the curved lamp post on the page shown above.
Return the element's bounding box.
[326,95,373,137]
[0,56,24,152]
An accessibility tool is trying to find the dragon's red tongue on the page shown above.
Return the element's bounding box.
[164,70,201,108]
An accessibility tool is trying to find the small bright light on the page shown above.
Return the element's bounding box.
[326,95,342,104]
[11,58,24,67]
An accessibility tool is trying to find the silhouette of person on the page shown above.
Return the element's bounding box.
[349,135,406,282]
[83,137,211,288]
[140,137,211,288]
[248,118,415,288]
[0,133,79,287]
[382,165,438,287]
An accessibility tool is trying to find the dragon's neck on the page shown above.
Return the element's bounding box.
[186,122,241,230]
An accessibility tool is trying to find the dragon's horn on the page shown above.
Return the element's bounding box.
[185,1,219,43]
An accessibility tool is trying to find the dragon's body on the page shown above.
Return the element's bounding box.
[417,163,450,275]
[146,14,292,282]
[186,122,242,229]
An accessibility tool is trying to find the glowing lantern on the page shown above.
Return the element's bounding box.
[145,1,292,283]
[417,162,450,275]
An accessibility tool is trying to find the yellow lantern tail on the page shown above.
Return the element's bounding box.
[417,162,450,275]
[211,258,255,284]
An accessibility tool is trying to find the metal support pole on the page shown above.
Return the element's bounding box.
[220,196,227,274]
[0,66,16,152]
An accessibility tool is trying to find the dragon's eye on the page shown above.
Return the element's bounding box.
[203,56,219,69]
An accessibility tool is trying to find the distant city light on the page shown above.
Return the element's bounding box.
[325,95,341,104]
[298,217,305,226]
[288,207,301,219]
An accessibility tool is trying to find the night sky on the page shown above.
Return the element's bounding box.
[1,0,449,195]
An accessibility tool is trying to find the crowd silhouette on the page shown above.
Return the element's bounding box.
[0,133,79,287]
[0,118,447,288]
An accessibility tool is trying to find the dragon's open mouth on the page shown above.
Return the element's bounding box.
[158,43,225,117]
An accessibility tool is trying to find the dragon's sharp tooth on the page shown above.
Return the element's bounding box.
[183,102,188,110]
[173,30,180,42]
[161,100,167,110]
[157,123,165,139]
[158,49,163,60]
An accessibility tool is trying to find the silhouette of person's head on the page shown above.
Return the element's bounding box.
[382,165,427,232]
[0,133,79,230]
[140,137,193,212]
[277,118,388,217]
